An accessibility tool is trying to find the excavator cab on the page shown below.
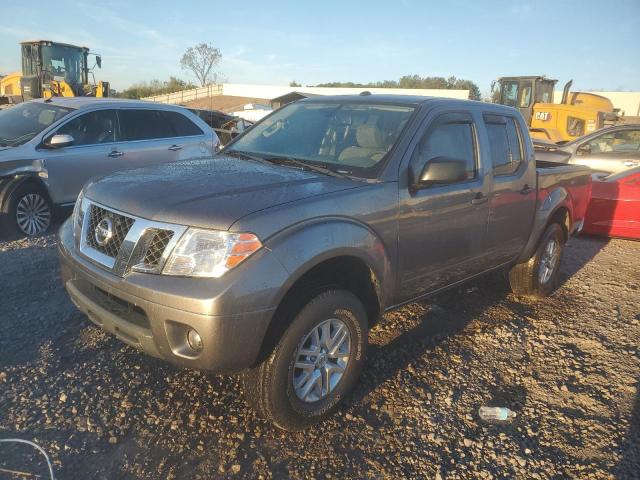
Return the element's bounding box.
[495,76,557,125]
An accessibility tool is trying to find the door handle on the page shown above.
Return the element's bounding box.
[168,144,183,151]
[623,161,639,167]
[108,150,124,158]
[520,184,534,195]
[471,192,488,205]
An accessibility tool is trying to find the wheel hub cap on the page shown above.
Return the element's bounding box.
[292,318,351,403]
[16,193,51,236]
[316,351,328,368]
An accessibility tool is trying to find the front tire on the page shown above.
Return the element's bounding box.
[242,289,368,431]
[1,182,52,237]
[509,223,565,297]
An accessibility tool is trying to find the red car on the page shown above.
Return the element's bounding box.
[583,167,640,239]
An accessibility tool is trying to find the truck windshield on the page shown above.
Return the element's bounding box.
[0,103,74,147]
[42,45,86,85]
[227,102,415,179]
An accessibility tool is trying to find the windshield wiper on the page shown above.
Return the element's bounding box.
[225,149,273,166]
[263,155,349,179]
[6,132,36,147]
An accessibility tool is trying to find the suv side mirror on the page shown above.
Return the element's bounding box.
[412,156,467,188]
[577,144,591,156]
[46,134,75,149]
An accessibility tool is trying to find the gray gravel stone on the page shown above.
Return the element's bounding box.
[0,232,638,479]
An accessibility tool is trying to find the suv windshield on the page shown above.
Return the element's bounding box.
[227,101,415,178]
[0,103,74,147]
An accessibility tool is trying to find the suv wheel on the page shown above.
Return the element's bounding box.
[508,223,565,297]
[2,182,52,237]
[242,289,368,431]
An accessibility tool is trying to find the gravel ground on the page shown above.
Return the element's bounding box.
[0,230,638,479]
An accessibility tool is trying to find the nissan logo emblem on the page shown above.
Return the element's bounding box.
[94,218,114,246]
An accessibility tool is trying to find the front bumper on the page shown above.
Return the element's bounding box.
[57,218,285,372]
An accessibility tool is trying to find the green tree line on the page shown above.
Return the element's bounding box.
[115,77,197,99]
[315,75,481,100]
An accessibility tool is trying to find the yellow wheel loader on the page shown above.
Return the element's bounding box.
[494,76,619,143]
[0,40,109,107]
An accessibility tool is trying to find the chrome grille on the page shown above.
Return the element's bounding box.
[78,200,187,276]
[85,204,135,258]
[142,229,174,268]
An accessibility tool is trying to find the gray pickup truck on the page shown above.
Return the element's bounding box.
[57,95,591,430]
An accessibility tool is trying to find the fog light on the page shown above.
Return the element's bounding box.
[187,328,203,352]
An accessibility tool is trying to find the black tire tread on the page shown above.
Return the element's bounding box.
[0,180,52,238]
[509,223,565,297]
[242,289,367,431]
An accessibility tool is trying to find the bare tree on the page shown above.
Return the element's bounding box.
[180,43,222,86]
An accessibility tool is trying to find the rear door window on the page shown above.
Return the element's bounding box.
[55,109,118,146]
[118,109,174,141]
[484,114,523,176]
[160,111,204,137]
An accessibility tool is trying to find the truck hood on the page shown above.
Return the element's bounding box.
[84,155,362,230]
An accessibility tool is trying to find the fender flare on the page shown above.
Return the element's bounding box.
[265,217,393,311]
[0,174,49,211]
[517,186,573,264]
[249,217,392,365]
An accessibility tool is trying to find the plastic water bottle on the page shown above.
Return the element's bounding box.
[478,406,516,422]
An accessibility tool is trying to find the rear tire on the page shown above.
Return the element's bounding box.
[1,181,52,238]
[509,223,565,297]
[242,289,368,431]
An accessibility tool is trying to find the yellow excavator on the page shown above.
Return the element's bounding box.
[493,76,619,143]
[0,40,110,107]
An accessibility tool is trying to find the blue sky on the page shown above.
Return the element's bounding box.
[1,0,639,95]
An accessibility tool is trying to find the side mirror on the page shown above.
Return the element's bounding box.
[46,134,75,149]
[577,144,591,156]
[412,156,468,188]
[96,55,102,68]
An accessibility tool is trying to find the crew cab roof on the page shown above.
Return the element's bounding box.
[298,94,521,116]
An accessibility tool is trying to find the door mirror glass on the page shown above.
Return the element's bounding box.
[414,156,468,187]
[96,55,102,68]
[46,134,75,148]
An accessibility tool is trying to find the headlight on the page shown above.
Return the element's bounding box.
[162,228,262,278]
[72,190,85,241]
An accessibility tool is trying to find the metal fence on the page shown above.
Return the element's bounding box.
[141,84,223,105]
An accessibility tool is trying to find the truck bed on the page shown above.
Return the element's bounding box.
[514,160,592,264]
[535,160,592,235]
[536,160,592,190]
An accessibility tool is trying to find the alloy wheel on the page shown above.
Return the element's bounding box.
[15,193,51,236]
[538,237,560,284]
[292,318,351,403]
